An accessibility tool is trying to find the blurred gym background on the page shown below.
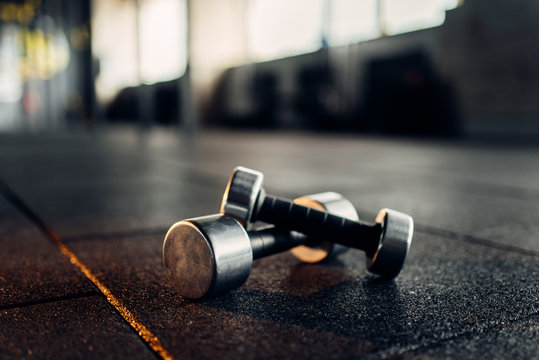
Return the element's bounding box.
[0,0,538,137]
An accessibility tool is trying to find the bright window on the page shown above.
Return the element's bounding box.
[139,0,187,85]
[247,0,324,61]
[381,0,459,35]
[92,0,187,102]
[246,0,461,61]
[328,0,379,46]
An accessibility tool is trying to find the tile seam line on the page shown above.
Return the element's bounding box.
[150,153,539,203]
[0,179,175,360]
[62,227,169,243]
[415,224,539,257]
[7,146,536,257]
[354,210,539,258]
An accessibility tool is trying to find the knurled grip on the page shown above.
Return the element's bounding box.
[256,195,381,255]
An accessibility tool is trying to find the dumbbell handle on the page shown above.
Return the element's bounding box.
[256,194,382,256]
[249,228,307,260]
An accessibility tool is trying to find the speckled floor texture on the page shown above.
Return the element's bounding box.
[1,127,538,359]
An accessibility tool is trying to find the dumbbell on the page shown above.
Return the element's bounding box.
[220,166,414,279]
[163,192,359,299]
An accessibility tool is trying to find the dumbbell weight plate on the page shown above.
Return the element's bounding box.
[163,215,252,299]
[291,192,359,263]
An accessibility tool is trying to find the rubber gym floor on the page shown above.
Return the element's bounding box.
[1,128,538,359]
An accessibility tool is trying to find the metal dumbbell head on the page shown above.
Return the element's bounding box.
[367,209,414,278]
[163,215,251,300]
[220,166,264,227]
[220,166,414,278]
[291,192,359,263]
[164,192,359,299]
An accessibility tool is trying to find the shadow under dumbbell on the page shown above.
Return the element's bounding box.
[200,275,409,344]
[281,260,354,296]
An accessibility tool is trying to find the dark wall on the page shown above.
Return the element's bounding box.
[208,0,539,137]
[105,79,182,125]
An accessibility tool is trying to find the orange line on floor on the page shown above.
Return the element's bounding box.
[0,179,175,359]
[48,230,175,360]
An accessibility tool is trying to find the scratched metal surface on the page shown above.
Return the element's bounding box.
[1,128,538,359]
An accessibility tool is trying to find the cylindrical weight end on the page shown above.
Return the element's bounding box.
[366,209,414,278]
[220,166,264,228]
[163,214,253,299]
[290,192,359,263]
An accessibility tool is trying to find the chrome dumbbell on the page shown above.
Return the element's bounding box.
[221,166,414,279]
[163,192,358,299]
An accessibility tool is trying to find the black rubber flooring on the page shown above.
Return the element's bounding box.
[1,128,538,359]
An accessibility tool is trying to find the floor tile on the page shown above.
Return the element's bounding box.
[0,197,95,307]
[63,226,539,359]
[0,296,155,359]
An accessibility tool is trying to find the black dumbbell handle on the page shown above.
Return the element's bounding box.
[249,228,307,260]
[255,194,381,256]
